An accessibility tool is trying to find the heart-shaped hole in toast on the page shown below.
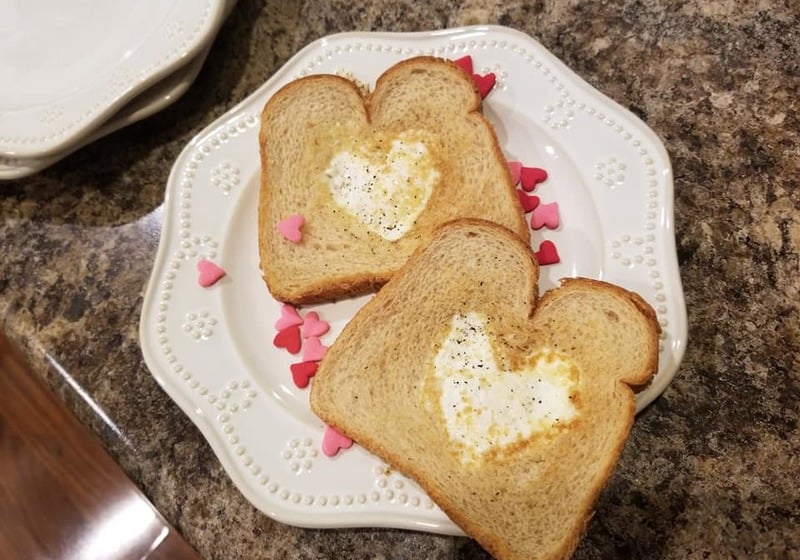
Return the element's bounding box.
[258,56,529,304]
[428,311,579,463]
[323,129,440,241]
[310,219,660,560]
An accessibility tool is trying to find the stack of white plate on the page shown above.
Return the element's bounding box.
[0,0,234,180]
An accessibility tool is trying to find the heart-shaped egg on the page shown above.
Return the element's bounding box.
[324,130,440,241]
[431,312,578,463]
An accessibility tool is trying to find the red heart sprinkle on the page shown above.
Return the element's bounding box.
[452,55,473,74]
[517,189,540,213]
[197,259,226,287]
[534,240,561,266]
[520,166,548,192]
[472,72,496,99]
[322,425,353,457]
[290,361,319,389]
[273,324,301,354]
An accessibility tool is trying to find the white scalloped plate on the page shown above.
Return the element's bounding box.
[140,25,687,534]
[0,0,227,158]
[0,45,210,180]
[0,0,237,179]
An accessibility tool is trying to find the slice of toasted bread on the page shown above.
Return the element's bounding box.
[310,219,660,560]
[258,56,528,304]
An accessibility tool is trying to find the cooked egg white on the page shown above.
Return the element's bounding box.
[324,130,439,241]
[432,312,579,463]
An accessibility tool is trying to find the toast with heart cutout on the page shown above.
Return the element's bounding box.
[258,56,528,304]
[310,219,660,560]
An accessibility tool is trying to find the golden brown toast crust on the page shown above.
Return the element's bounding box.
[310,219,660,560]
[258,57,528,305]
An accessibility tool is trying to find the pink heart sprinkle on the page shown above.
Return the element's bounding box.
[301,311,330,339]
[290,361,319,389]
[472,72,496,99]
[507,161,522,186]
[530,202,560,230]
[535,240,561,266]
[452,55,473,74]
[520,166,548,192]
[277,214,304,243]
[275,303,303,331]
[302,336,328,362]
[517,189,540,213]
[197,259,226,287]
[322,425,353,457]
[273,325,302,354]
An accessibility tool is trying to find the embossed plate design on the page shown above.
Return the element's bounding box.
[0,0,227,158]
[0,0,238,178]
[0,45,210,180]
[140,25,687,534]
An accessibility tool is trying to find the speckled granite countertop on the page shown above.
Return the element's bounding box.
[2,1,798,558]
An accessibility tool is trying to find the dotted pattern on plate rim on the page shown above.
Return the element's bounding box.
[533,50,668,350]
[0,1,216,147]
[210,161,241,194]
[372,464,434,509]
[154,114,258,407]
[153,112,431,510]
[153,36,674,511]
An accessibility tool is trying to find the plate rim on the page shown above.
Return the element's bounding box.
[0,0,228,158]
[140,23,687,533]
